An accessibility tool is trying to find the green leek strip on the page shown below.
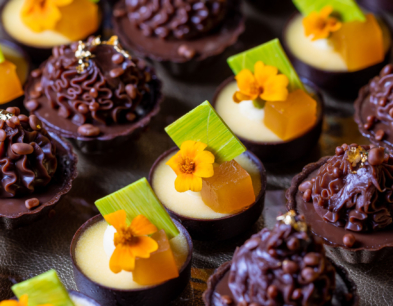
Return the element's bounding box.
[165,100,246,163]
[0,47,5,64]
[292,0,365,22]
[95,178,179,239]
[227,38,304,92]
[12,270,75,306]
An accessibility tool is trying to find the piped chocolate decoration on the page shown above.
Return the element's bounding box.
[298,144,393,232]
[30,36,154,134]
[125,0,228,40]
[0,108,57,198]
[228,212,335,306]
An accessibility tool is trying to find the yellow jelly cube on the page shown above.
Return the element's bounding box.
[0,60,23,104]
[133,229,179,286]
[263,89,316,141]
[331,14,384,72]
[201,160,255,214]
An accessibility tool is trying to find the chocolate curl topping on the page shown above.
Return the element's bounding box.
[228,214,335,306]
[125,0,228,40]
[300,144,393,232]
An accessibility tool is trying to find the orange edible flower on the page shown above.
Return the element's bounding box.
[104,210,158,274]
[166,140,215,193]
[0,295,53,306]
[21,0,73,32]
[233,61,289,104]
[303,6,342,41]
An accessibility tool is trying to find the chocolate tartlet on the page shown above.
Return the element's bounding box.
[112,0,245,75]
[203,211,359,306]
[24,36,163,153]
[355,64,393,149]
[287,143,393,263]
[0,107,77,229]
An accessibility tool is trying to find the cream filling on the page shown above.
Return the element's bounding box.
[215,81,282,143]
[0,43,28,84]
[75,219,189,290]
[2,0,72,47]
[152,151,262,219]
[285,14,391,72]
[70,294,97,306]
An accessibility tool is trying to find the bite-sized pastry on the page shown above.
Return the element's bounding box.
[24,36,163,153]
[213,39,323,163]
[149,101,266,241]
[203,211,359,306]
[71,178,193,306]
[1,0,102,63]
[112,0,245,75]
[1,269,101,306]
[355,64,393,150]
[358,0,393,15]
[287,143,393,263]
[0,107,77,229]
[283,0,392,98]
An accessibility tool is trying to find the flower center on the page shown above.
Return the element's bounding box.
[115,226,135,246]
[316,18,327,30]
[180,158,195,174]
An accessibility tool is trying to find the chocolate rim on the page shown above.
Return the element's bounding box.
[0,132,78,223]
[202,260,360,306]
[358,0,393,13]
[285,155,393,253]
[148,147,267,241]
[70,214,193,294]
[0,38,32,84]
[112,0,245,63]
[211,76,324,163]
[68,290,102,306]
[281,13,392,99]
[24,64,163,143]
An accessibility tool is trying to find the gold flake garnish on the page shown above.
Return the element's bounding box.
[75,41,93,73]
[0,110,14,120]
[347,146,367,172]
[102,35,130,59]
[276,210,307,232]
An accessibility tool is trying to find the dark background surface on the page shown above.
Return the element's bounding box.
[1,0,393,305]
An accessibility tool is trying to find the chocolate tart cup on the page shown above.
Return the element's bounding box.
[358,0,393,14]
[149,147,267,241]
[0,132,78,230]
[286,156,393,264]
[202,260,359,306]
[70,215,193,306]
[24,66,163,154]
[112,0,245,77]
[212,77,324,164]
[0,1,104,65]
[282,13,392,100]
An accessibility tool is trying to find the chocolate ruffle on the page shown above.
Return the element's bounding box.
[300,144,393,232]
[0,108,57,198]
[228,215,335,306]
[125,0,227,39]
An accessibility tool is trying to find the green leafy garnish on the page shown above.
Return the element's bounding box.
[0,47,5,64]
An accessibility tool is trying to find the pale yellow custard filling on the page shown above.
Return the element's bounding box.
[75,219,189,290]
[152,151,261,219]
[2,0,72,47]
[285,14,391,72]
[0,42,29,84]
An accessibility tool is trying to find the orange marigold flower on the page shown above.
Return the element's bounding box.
[303,5,342,41]
[233,61,289,104]
[0,295,53,306]
[20,0,73,32]
[166,140,215,193]
[104,210,158,274]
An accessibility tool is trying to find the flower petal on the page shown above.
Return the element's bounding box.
[235,69,260,97]
[175,173,202,192]
[194,150,215,164]
[104,210,127,232]
[131,236,159,259]
[261,74,289,102]
[254,61,278,88]
[0,301,20,306]
[233,91,253,103]
[109,244,135,273]
[19,295,28,306]
[21,0,62,32]
[166,151,184,175]
[320,5,333,18]
[52,0,73,6]
[193,162,214,178]
[131,215,158,236]
[180,140,207,159]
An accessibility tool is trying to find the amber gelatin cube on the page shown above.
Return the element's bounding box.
[331,14,384,72]
[0,61,23,104]
[263,89,316,141]
[201,160,255,214]
[133,229,179,286]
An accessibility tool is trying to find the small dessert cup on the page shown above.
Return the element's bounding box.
[282,13,392,99]
[287,144,393,264]
[212,77,324,164]
[71,215,193,306]
[24,36,163,154]
[112,0,245,76]
[149,147,266,241]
